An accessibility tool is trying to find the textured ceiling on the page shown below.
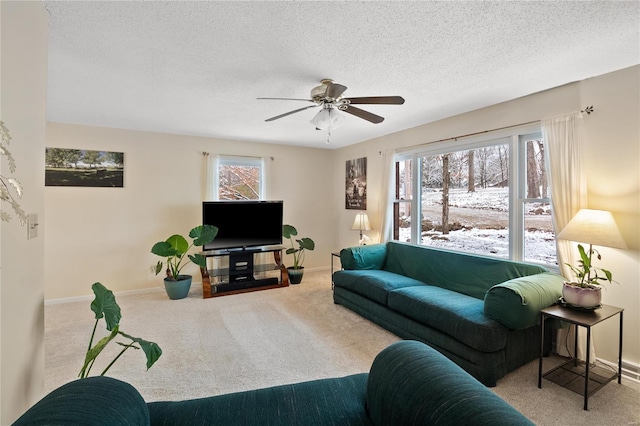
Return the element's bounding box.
[44,1,640,149]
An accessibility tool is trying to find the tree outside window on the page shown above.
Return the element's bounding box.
[217,157,263,201]
[392,131,556,267]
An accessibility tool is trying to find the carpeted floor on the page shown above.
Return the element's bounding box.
[45,270,639,425]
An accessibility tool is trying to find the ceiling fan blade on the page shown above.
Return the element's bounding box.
[265,105,319,122]
[342,106,385,124]
[257,97,315,102]
[325,82,348,99]
[345,96,405,105]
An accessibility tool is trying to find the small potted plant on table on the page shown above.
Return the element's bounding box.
[282,224,315,284]
[151,224,218,299]
[562,244,614,309]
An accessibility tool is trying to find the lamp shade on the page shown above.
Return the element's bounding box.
[350,212,372,231]
[310,104,344,130]
[557,209,627,249]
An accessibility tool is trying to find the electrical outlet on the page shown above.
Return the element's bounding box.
[27,213,38,239]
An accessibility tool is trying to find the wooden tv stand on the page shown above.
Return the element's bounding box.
[199,246,288,298]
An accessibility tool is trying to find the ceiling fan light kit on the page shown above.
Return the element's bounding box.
[310,104,345,131]
[259,79,404,139]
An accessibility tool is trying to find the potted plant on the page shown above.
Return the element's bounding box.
[151,224,218,299]
[562,244,615,309]
[282,224,315,284]
[80,282,162,378]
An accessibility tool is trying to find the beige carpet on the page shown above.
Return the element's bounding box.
[45,270,639,425]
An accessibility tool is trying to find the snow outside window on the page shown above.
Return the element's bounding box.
[217,156,264,201]
[392,129,557,268]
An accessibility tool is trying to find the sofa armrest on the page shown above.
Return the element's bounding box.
[366,340,533,425]
[13,376,150,426]
[484,272,564,330]
[339,244,387,270]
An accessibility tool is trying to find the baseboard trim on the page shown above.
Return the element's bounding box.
[45,271,327,305]
[45,286,164,305]
[303,266,330,273]
[597,357,640,383]
[547,340,639,383]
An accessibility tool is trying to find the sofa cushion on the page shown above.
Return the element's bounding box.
[147,374,371,426]
[384,241,548,299]
[13,376,150,426]
[388,285,507,352]
[334,287,508,381]
[366,340,534,426]
[484,272,564,330]
[340,244,387,270]
[333,270,426,306]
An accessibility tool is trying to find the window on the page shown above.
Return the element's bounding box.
[392,128,556,267]
[519,134,554,264]
[216,156,264,201]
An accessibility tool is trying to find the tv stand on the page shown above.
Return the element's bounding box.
[199,246,288,298]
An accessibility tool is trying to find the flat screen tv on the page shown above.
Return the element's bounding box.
[202,200,283,251]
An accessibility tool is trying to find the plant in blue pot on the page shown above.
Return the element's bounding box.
[283,224,315,284]
[151,225,218,299]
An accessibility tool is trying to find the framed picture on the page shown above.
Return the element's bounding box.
[45,148,124,187]
[345,157,366,210]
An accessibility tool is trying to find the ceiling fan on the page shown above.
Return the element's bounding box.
[258,79,404,128]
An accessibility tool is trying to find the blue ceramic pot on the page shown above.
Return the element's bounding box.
[164,275,192,300]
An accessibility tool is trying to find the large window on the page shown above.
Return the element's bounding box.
[216,156,264,200]
[392,128,556,267]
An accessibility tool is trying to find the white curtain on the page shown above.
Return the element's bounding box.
[542,111,593,361]
[203,153,219,201]
[378,149,395,243]
[261,156,272,200]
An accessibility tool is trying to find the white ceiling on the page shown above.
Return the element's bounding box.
[44,1,640,149]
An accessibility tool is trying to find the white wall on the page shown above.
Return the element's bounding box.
[333,66,640,368]
[45,123,334,299]
[580,67,640,367]
[0,2,48,423]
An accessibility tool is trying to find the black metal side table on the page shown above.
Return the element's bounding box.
[330,252,341,289]
[538,303,623,410]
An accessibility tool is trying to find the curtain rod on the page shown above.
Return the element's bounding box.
[202,152,274,161]
[392,105,594,154]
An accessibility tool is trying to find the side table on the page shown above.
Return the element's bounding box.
[538,303,623,410]
[331,252,341,289]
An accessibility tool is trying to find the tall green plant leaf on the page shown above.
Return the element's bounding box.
[283,224,297,239]
[151,241,178,258]
[298,237,315,250]
[190,225,218,246]
[189,253,208,269]
[577,244,591,268]
[90,282,121,331]
[166,234,189,256]
[79,326,119,378]
[119,332,163,370]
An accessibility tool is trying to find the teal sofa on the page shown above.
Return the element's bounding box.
[333,241,564,386]
[14,341,533,425]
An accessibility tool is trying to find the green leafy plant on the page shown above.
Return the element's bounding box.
[79,282,162,378]
[0,121,26,225]
[282,224,315,269]
[565,244,615,288]
[151,225,218,280]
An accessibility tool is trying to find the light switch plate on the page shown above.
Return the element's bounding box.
[27,213,38,239]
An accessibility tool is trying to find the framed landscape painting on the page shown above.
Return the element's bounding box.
[45,148,124,187]
[345,157,366,210]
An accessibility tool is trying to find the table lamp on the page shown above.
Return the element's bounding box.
[557,208,627,286]
[351,212,372,245]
